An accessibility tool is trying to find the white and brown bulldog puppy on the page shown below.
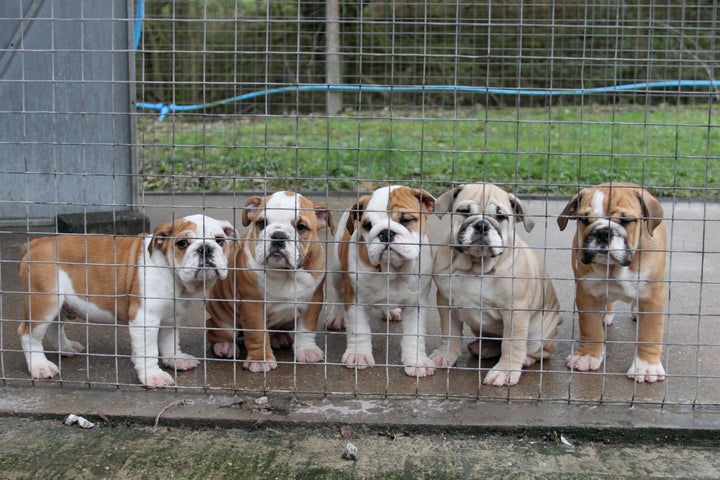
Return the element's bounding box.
[206,192,332,373]
[558,182,667,383]
[326,185,437,377]
[430,183,563,386]
[18,214,236,388]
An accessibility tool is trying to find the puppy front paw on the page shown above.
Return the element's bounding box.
[429,348,460,368]
[468,339,501,359]
[566,352,604,371]
[342,351,375,369]
[270,332,294,350]
[60,340,85,356]
[30,360,60,379]
[484,364,522,386]
[325,316,345,331]
[627,356,665,383]
[244,359,278,373]
[212,342,238,359]
[141,370,175,388]
[296,346,324,363]
[385,308,402,322]
[325,305,346,330]
[404,356,436,377]
[163,353,200,371]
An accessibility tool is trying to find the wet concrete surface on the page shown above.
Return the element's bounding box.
[0,192,718,477]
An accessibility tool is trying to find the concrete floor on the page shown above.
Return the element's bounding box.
[0,192,718,431]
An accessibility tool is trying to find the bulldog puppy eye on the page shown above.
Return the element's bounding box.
[495,207,508,222]
[175,239,190,250]
[255,219,266,230]
[619,217,636,227]
[215,237,225,246]
[399,216,416,227]
[296,222,309,233]
[362,221,372,231]
[579,217,591,226]
[455,207,471,216]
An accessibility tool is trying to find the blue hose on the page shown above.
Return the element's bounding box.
[135,81,719,120]
[132,1,719,121]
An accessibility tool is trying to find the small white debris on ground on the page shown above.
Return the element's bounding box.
[64,414,94,429]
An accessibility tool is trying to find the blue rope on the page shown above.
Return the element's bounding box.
[136,81,720,120]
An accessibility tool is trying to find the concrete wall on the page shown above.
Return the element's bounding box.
[0,0,136,225]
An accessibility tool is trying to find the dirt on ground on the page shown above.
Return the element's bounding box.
[0,415,718,479]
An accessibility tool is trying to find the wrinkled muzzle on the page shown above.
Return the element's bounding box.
[581,223,632,267]
[454,216,504,258]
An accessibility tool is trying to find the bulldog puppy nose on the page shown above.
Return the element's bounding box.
[378,229,395,244]
[197,244,213,260]
[270,231,288,248]
[595,227,611,244]
[473,221,491,235]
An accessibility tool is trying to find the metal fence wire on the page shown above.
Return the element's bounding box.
[0,0,718,410]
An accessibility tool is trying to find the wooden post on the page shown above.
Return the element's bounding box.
[326,0,342,115]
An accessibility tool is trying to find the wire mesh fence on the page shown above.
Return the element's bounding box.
[0,1,718,410]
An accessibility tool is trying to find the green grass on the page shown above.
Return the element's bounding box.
[137,106,719,198]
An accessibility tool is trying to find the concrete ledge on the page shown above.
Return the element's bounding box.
[56,210,150,235]
[0,387,718,443]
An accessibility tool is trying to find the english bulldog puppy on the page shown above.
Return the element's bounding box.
[206,192,332,372]
[326,185,437,377]
[18,215,236,388]
[430,183,563,386]
[558,182,667,383]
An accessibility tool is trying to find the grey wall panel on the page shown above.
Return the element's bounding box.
[0,0,135,224]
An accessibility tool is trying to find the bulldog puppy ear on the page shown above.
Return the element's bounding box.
[435,185,463,217]
[508,193,535,233]
[347,196,370,235]
[149,221,174,256]
[557,190,584,231]
[220,221,239,241]
[242,196,264,227]
[412,188,437,214]
[314,204,335,235]
[635,188,664,236]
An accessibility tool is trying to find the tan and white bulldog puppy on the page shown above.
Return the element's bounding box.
[558,182,667,383]
[206,191,332,373]
[18,214,236,388]
[430,183,563,386]
[326,185,437,377]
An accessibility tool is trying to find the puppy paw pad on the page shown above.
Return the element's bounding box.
[245,360,278,373]
[60,341,85,356]
[484,368,521,387]
[31,361,60,379]
[297,347,324,363]
[566,353,603,371]
[164,354,200,371]
[143,371,175,388]
[627,358,665,383]
[342,352,375,369]
[325,317,346,331]
[212,342,238,359]
[386,308,402,322]
[404,358,436,377]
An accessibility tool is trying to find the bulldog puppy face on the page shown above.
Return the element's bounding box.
[151,214,236,285]
[243,191,330,270]
[351,186,435,268]
[437,183,534,259]
[558,183,664,267]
